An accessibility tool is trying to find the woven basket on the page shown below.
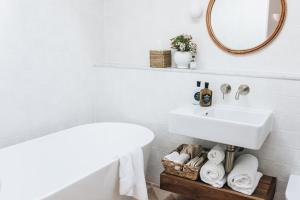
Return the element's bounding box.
[161,144,207,181]
[149,50,171,68]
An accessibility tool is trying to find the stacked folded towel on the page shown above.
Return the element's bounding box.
[164,152,190,164]
[164,152,180,161]
[200,144,226,188]
[173,153,190,164]
[186,154,206,168]
[227,154,263,195]
[164,144,202,165]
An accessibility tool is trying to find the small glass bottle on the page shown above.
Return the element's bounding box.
[193,81,201,105]
[190,56,197,69]
[200,82,213,107]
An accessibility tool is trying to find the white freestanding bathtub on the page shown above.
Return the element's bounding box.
[0,123,154,200]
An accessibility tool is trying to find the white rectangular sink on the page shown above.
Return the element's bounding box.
[168,105,273,150]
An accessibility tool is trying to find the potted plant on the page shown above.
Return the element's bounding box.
[171,34,197,69]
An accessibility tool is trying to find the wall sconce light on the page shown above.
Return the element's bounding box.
[190,0,205,20]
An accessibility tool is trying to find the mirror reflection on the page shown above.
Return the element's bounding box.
[210,0,282,50]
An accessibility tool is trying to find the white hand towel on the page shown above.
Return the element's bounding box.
[119,147,148,200]
[207,144,225,165]
[200,160,226,188]
[173,153,190,164]
[227,154,262,195]
[164,152,180,161]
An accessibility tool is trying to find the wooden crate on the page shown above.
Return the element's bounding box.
[150,50,171,68]
[160,172,276,200]
[161,144,206,181]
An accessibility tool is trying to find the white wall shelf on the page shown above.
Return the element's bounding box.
[94,63,300,81]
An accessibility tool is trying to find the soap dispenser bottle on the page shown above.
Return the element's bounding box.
[192,81,201,105]
[200,82,213,107]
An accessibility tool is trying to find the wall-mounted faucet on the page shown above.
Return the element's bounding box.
[220,83,231,100]
[235,85,250,100]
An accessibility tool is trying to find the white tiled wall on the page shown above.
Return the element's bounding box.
[95,1,300,199]
[0,0,104,147]
[93,68,300,199]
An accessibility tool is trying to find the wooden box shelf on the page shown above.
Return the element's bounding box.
[160,172,276,200]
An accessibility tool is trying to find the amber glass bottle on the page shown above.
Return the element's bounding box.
[200,82,212,107]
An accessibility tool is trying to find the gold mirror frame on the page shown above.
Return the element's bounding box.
[206,0,287,55]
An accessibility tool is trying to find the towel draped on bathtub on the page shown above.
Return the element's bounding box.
[119,147,148,200]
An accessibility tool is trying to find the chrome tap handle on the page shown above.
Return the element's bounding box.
[235,84,250,100]
[220,83,231,100]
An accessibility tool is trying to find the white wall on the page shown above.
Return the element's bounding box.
[101,0,300,73]
[0,0,104,147]
[95,0,300,199]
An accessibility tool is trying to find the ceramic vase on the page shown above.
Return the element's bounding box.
[174,51,192,69]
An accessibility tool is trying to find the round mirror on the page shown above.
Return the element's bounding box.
[206,0,286,54]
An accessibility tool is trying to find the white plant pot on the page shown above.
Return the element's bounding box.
[174,51,192,69]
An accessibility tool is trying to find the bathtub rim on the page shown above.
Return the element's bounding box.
[0,122,155,152]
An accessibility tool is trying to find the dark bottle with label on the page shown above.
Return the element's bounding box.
[193,81,201,105]
[200,82,212,107]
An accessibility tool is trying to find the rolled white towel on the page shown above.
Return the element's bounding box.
[164,152,180,162]
[200,160,226,188]
[230,172,263,195]
[227,154,263,195]
[207,144,225,165]
[173,153,190,164]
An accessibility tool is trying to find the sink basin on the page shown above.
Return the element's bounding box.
[168,105,273,150]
